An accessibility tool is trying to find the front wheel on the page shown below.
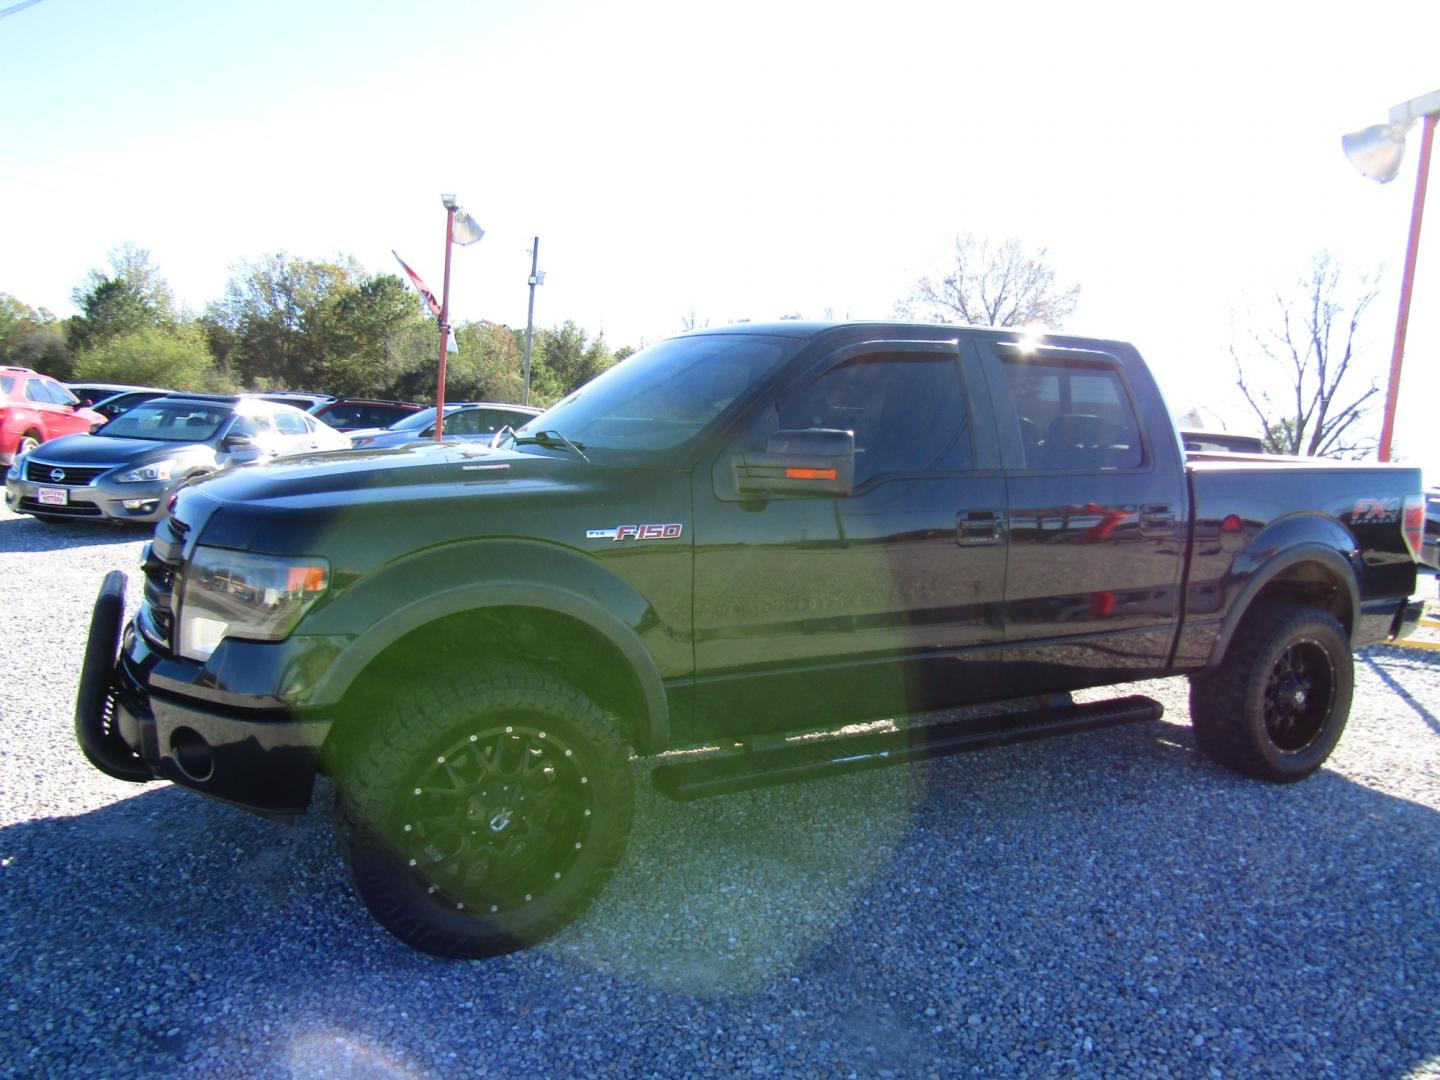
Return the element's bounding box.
[333,661,634,958]
[1189,604,1353,783]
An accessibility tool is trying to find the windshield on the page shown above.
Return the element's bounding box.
[515,334,802,464]
[99,400,232,442]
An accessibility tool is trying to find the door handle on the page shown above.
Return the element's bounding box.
[957,509,1002,546]
[1140,505,1175,529]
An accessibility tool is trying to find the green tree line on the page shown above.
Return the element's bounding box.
[0,244,631,407]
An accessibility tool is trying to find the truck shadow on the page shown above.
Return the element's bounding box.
[1362,649,1440,735]
[2,716,1438,1078]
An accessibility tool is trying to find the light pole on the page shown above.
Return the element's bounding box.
[521,237,544,406]
[433,194,485,441]
[1342,88,1440,462]
[435,194,458,441]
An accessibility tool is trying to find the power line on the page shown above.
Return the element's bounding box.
[0,0,45,20]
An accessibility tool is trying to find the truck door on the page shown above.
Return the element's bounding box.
[977,341,1186,689]
[691,337,1008,738]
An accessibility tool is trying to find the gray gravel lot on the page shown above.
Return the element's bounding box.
[3,506,1440,1079]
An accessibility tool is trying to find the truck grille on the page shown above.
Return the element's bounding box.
[140,515,189,651]
[25,460,109,485]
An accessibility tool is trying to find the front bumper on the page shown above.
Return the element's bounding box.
[7,472,172,522]
[75,573,331,818]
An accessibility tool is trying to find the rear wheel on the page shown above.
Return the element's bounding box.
[1189,604,1353,783]
[333,661,634,958]
[16,432,40,458]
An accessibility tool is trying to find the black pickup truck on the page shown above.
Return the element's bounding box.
[75,322,1426,958]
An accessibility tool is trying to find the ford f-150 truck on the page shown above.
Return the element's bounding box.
[74,322,1426,958]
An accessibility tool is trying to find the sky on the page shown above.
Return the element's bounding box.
[2,0,1438,478]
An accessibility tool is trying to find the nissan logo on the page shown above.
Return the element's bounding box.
[49,469,65,483]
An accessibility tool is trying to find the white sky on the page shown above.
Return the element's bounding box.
[2,0,1437,478]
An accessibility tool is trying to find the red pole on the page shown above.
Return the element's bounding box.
[434,205,456,442]
[1378,112,1436,462]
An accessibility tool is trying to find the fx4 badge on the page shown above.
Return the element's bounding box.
[586,523,684,542]
[1352,497,1401,525]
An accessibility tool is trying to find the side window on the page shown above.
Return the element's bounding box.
[445,410,486,436]
[229,413,271,440]
[273,409,309,436]
[322,404,360,428]
[757,351,972,487]
[46,380,80,406]
[999,360,1142,470]
[24,379,52,403]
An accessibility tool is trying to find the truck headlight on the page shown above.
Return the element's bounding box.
[118,458,177,483]
[177,545,329,661]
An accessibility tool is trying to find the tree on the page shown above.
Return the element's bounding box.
[210,253,363,388]
[325,274,434,397]
[439,320,526,403]
[898,232,1080,328]
[1231,252,1381,457]
[530,321,618,399]
[72,325,221,390]
[67,244,176,355]
[0,294,67,374]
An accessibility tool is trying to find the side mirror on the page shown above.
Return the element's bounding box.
[736,428,854,497]
[221,434,258,451]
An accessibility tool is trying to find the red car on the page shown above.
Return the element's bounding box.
[311,398,424,431]
[0,366,106,465]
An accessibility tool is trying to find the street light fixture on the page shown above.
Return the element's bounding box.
[1342,88,1440,462]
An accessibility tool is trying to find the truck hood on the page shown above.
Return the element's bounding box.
[188,441,570,504]
[177,441,616,556]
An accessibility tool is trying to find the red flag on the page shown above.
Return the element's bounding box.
[392,250,442,317]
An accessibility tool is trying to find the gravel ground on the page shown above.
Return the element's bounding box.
[3,507,1440,1079]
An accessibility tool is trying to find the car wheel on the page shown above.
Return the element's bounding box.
[333,661,634,958]
[1189,604,1353,783]
[16,432,40,458]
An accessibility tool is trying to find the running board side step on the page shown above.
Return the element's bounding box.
[651,694,1163,801]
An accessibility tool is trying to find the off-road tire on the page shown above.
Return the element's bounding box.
[333,661,634,958]
[1189,604,1353,783]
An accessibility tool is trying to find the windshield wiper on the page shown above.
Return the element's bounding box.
[512,430,590,462]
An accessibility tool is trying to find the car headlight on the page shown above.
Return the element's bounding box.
[118,458,177,483]
[177,545,329,661]
[5,459,19,481]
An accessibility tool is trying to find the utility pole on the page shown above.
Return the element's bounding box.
[521,237,543,406]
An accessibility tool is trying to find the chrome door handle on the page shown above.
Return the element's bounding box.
[957,510,1002,546]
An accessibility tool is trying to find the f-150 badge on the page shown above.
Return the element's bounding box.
[586,523,684,541]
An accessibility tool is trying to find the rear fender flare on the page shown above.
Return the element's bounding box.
[1204,539,1360,670]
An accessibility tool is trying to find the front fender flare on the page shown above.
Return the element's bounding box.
[312,579,670,752]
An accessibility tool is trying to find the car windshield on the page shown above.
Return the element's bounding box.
[99,400,232,442]
[513,334,802,465]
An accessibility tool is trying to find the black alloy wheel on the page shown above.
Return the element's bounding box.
[395,719,596,917]
[1188,604,1354,783]
[1261,638,1337,753]
[334,661,634,958]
